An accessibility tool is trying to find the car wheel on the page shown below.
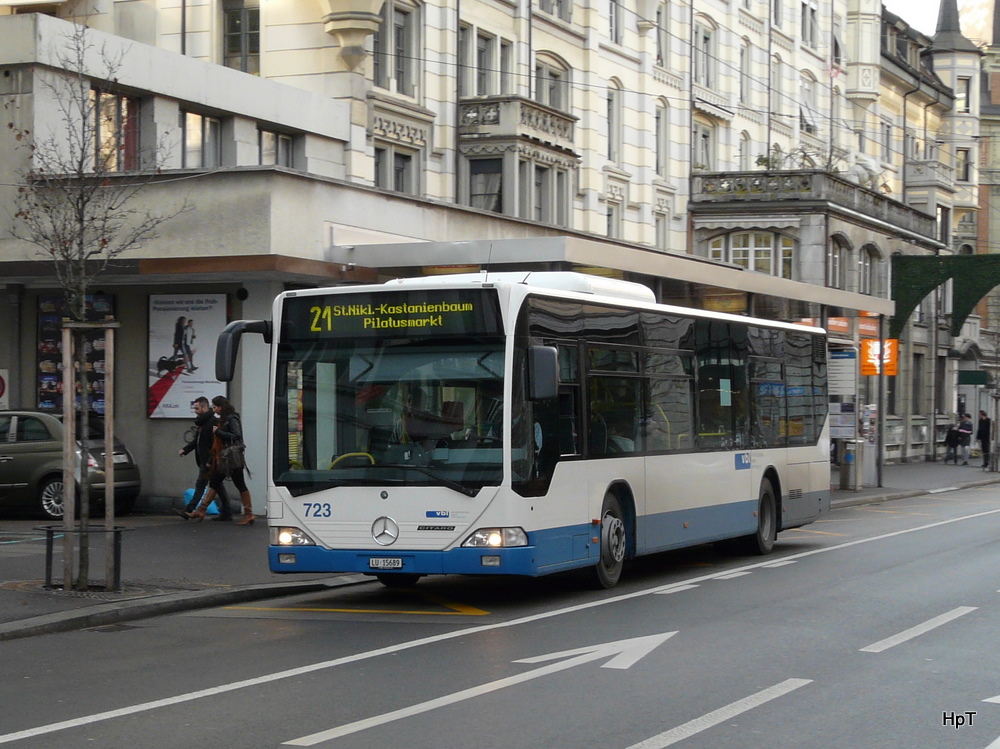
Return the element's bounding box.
[38,477,65,520]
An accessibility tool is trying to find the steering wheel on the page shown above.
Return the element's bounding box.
[476,436,502,447]
[328,452,375,469]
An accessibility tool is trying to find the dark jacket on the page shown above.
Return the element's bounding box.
[181,410,217,466]
[944,427,960,448]
[978,417,991,442]
[957,418,973,447]
[216,412,243,446]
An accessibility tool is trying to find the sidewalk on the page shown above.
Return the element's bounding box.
[2,460,998,642]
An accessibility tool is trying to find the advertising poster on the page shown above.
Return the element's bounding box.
[148,294,227,418]
[37,294,115,415]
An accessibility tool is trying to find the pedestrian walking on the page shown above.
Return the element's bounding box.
[174,396,232,521]
[978,410,992,468]
[944,424,960,464]
[957,413,974,465]
[202,395,255,525]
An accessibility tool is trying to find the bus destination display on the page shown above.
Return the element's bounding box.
[282,289,503,339]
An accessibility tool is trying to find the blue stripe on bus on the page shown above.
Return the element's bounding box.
[268,494,824,577]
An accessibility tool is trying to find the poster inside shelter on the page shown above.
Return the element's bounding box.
[148,295,227,418]
[37,294,115,415]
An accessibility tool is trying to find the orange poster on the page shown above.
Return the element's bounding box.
[860,338,898,376]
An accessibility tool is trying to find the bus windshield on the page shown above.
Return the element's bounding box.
[274,337,506,496]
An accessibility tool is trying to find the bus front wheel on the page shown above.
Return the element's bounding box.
[591,493,627,589]
[740,478,776,556]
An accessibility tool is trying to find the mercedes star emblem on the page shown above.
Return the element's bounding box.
[372,516,400,546]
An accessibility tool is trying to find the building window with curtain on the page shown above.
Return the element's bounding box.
[92,91,140,172]
[708,231,795,278]
[469,158,503,212]
[223,0,260,75]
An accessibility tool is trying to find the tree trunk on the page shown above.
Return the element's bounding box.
[74,328,90,591]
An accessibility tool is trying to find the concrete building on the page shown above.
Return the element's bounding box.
[0,0,977,507]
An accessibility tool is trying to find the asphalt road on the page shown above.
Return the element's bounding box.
[4,486,1000,748]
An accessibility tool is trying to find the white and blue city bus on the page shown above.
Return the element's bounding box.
[217,271,829,588]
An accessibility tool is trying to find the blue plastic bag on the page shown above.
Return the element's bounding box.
[183,488,219,515]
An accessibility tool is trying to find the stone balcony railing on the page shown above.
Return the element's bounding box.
[904,159,955,190]
[691,169,937,241]
[458,95,577,152]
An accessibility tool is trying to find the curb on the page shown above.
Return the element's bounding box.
[830,475,1000,510]
[0,574,372,642]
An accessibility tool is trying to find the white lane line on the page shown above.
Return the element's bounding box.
[762,560,797,568]
[4,506,1000,745]
[624,678,812,749]
[928,487,960,494]
[984,734,1000,748]
[859,606,978,653]
[716,571,753,580]
[653,584,699,595]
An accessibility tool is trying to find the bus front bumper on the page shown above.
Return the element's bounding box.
[268,545,548,577]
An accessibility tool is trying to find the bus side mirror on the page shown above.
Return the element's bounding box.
[528,346,559,400]
[216,319,272,382]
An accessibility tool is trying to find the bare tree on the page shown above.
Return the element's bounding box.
[4,20,188,590]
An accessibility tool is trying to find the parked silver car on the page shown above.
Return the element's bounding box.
[0,410,141,519]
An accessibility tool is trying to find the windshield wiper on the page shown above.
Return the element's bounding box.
[378,464,478,496]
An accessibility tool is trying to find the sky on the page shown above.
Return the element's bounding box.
[883,0,941,36]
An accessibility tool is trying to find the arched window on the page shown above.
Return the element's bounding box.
[607,79,623,163]
[655,100,670,177]
[708,232,795,278]
[739,131,751,171]
[739,40,751,104]
[693,18,716,87]
[828,235,851,290]
[692,115,716,170]
[799,71,818,135]
[770,55,782,115]
[534,54,571,111]
[859,244,882,296]
[656,2,670,67]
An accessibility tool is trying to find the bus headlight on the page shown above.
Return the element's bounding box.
[270,526,316,546]
[461,527,528,548]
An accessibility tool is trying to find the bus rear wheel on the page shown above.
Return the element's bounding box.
[739,478,776,555]
[591,493,627,589]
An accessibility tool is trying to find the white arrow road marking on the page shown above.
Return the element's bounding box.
[283,632,676,746]
[859,606,978,653]
[624,678,812,749]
